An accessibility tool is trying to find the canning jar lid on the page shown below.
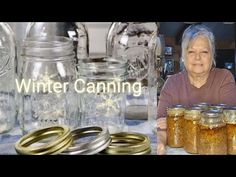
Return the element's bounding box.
[200,110,225,126]
[167,105,185,117]
[184,107,202,120]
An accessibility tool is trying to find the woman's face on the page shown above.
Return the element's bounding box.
[184,35,212,76]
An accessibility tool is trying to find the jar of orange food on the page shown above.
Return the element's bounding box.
[197,110,227,155]
[183,107,202,154]
[167,105,185,148]
[223,108,236,155]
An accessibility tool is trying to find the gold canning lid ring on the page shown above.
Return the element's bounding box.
[16,126,70,151]
[101,132,151,155]
[15,125,72,155]
[109,132,149,148]
[17,135,73,155]
[103,146,151,155]
[19,129,64,146]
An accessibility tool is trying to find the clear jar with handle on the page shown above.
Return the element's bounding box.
[0,23,16,134]
[106,22,159,122]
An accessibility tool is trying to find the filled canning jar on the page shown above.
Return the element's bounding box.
[183,107,201,154]
[223,108,236,154]
[167,105,185,148]
[197,110,227,155]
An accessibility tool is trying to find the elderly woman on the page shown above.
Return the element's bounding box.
[156,24,236,154]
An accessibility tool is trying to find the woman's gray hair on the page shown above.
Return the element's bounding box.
[181,24,216,67]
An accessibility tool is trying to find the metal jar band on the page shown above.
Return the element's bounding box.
[101,132,151,155]
[15,125,73,155]
[61,126,111,155]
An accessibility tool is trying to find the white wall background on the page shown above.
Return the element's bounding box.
[85,22,111,54]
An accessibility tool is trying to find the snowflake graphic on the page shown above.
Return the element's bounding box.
[33,69,57,92]
[96,93,122,117]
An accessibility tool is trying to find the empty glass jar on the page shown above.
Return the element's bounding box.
[18,36,79,134]
[77,57,127,133]
[0,23,16,134]
[106,22,159,121]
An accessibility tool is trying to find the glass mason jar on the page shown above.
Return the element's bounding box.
[25,22,89,62]
[167,105,185,148]
[223,108,236,154]
[0,23,16,134]
[183,107,201,154]
[106,22,159,122]
[77,57,127,134]
[197,110,227,155]
[17,36,78,134]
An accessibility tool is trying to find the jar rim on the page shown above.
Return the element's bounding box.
[168,104,186,109]
[21,36,74,59]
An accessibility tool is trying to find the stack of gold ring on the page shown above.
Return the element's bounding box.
[101,132,151,155]
[61,126,111,155]
[15,125,73,155]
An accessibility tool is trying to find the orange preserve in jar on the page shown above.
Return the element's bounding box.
[183,107,201,154]
[197,110,227,155]
[223,108,236,155]
[167,105,185,148]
